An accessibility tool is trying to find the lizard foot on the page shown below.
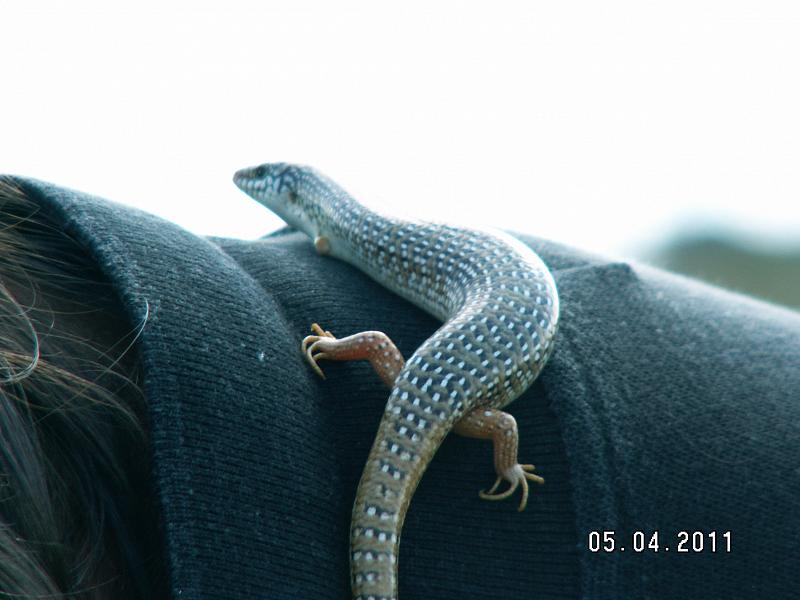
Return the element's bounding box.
[301,323,337,379]
[479,464,544,511]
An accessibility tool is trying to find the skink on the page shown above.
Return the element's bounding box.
[234,163,559,600]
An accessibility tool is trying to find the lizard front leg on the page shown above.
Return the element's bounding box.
[302,323,542,510]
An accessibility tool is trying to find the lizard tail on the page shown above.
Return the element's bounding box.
[350,399,453,600]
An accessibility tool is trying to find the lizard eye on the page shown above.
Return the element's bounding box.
[253,165,266,179]
[288,191,298,203]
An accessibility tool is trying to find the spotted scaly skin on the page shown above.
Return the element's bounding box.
[233,163,559,600]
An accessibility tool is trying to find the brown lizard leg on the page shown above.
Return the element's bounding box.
[453,407,544,511]
[302,323,542,510]
[301,323,405,388]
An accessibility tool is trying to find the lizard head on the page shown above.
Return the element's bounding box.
[234,162,370,260]
[233,162,328,239]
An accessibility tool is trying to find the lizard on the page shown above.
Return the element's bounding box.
[233,163,559,600]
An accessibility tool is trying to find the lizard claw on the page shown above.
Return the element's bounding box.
[478,464,544,511]
[310,323,335,338]
[301,323,337,379]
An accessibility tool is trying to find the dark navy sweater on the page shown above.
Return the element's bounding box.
[15,178,800,599]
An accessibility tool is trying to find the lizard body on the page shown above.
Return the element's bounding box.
[233,163,559,599]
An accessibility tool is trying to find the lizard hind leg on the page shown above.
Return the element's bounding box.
[453,407,544,511]
[300,323,406,387]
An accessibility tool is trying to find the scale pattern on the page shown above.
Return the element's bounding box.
[233,164,559,600]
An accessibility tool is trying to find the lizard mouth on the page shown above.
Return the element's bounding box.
[232,167,253,187]
[232,168,266,195]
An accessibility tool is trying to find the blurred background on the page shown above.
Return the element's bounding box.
[2,1,798,309]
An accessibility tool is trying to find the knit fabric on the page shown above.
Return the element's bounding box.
[12,178,800,598]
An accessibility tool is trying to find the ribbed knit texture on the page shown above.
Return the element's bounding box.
[12,178,800,598]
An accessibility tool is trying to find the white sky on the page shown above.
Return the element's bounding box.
[2,1,799,257]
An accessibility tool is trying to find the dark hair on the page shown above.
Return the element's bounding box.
[0,180,165,598]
